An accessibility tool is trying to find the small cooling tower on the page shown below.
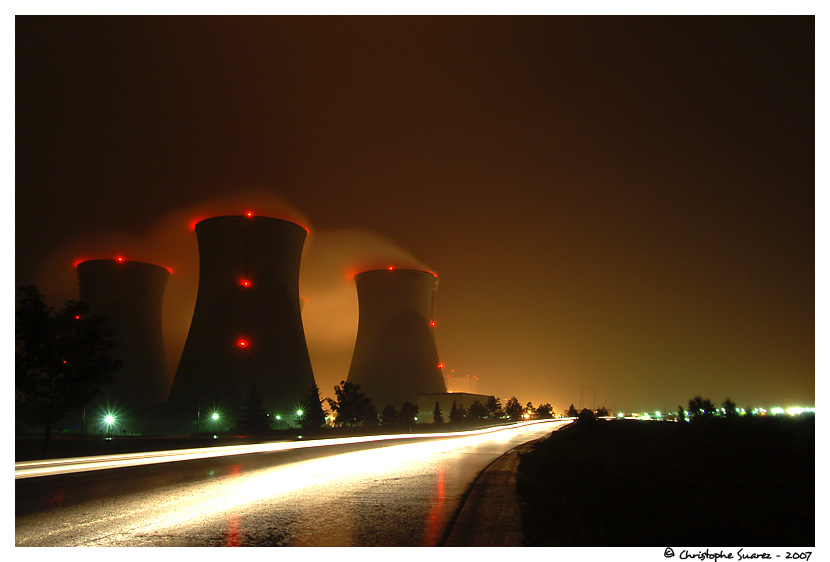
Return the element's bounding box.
[346,268,447,409]
[167,215,317,420]
[76,259,170,407]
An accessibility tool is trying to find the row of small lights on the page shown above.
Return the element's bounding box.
[617,406,816,420]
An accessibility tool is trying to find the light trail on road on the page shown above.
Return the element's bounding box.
[15,419,556,479]
[16,420,570,546]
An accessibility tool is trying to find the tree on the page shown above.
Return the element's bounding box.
[485,396,504,419]
[688,396,714,421]
[722,397,738,419]
[525,402,536,419]
[237,384,272,434]
[595,406,609,417]
[468,400,487,421]
[16,286,120,456]
[677,405,686,423]
[566,404,579,418]
[380,403,398,426]
[327,381,372,427]
[362,402,379,428]
[577,408,596,423]
[449,400,466,424]
[432,401,444,424]
[299,383,326,429]
[536,403,554,419]
[505,397,523,420]
[398,401,419,427]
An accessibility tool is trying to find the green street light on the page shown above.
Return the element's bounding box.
[104,414,115,425]
[211,412,220,421]
[296,409,303,417]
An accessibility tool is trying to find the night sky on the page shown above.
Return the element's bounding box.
[15,16,815,415]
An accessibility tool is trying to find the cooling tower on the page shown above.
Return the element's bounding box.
[167,215,317,420]
[347,268,447,409]
[76,259,170,407]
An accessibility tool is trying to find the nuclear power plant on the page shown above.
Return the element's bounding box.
[347,268,447,409]
[76,259,171,407]
[167,215,318,423]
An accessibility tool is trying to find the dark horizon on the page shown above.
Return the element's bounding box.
[15,16,815,415]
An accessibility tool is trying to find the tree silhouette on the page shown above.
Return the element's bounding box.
[688,396,715,421]
[398,401,419,427]
[449,400,466,424]
[505,396,523,420]
[536,403,554,418]
[566,404,579,418]
[595,406,609,417]
[485,396,504,419]
[468,400,487,421]
[722,397,738,419]
[16,286,120,457]
[299,383,326,429]
[525,401,536,419]
[362,402,379,427]
[380,403,398,426]
[432,401,444,424]
[327,381,371,427]
[237,384,272,434]
[577,408,596,423]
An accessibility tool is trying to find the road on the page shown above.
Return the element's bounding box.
[15,420,570,546]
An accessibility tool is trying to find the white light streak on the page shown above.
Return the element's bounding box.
[15,419,562,479]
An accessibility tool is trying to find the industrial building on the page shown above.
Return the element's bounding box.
[76,258,171,408]
[347,268,447,410]
[167,215,318,426]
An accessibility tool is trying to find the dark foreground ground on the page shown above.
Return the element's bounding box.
[516,416,814,547]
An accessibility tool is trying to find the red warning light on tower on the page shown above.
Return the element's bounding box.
[430,320,436,326]
[116,256,125,263]
[388,265,394,271]
[237,339,249,348]
[241,279,252,288]
[245,211,254,218]
[437,363,444,369]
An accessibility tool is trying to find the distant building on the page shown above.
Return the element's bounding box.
[417,392,494,424]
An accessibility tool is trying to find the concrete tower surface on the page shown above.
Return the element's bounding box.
[347,268,447,409]
[76,259,170,407]
[167,215,317,420]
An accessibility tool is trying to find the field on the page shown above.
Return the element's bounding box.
[516,416,815,546]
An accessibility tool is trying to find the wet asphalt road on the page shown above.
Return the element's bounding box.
[16,421,567,546]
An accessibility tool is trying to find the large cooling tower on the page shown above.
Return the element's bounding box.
[167,215,316,419]
[76,259,170,407]
[347,268,447,409]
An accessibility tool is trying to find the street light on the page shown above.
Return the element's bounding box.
[103,413,116,435]
[295,409,304,428]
